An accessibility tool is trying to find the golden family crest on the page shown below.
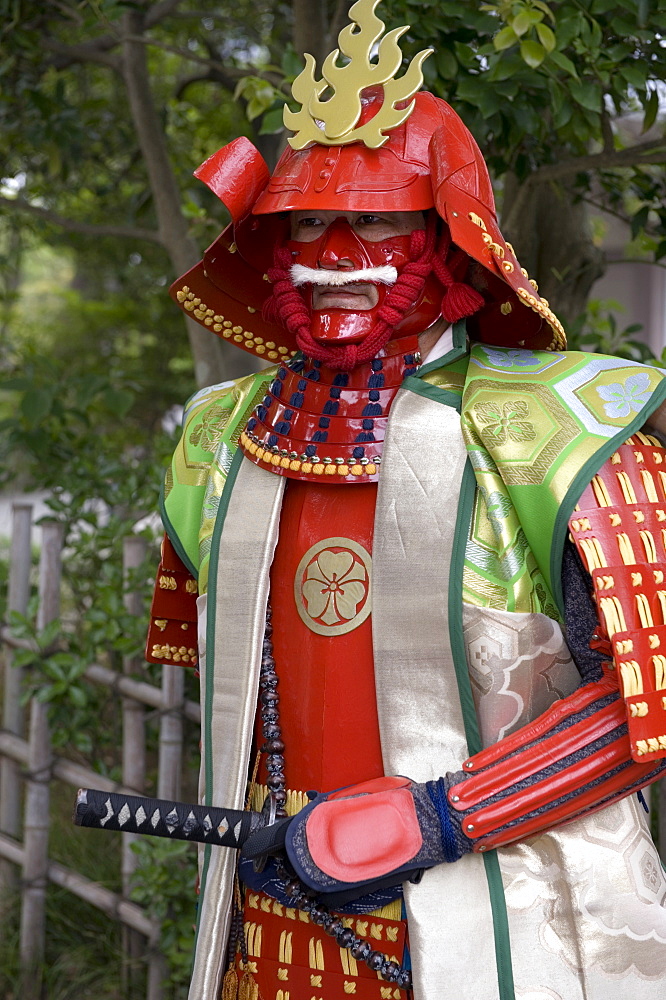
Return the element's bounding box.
[294,538,372,636]
[285,0,432,150]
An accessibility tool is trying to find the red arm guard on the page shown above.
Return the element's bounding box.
[569,432,666,761]
[145,535,198,667]
[448,431,666,852]
[447,671,664,852]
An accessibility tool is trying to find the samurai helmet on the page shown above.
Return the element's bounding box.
[172,0,565,367]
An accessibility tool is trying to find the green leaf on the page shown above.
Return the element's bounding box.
[520,39,546,69]
[511,9,543,36]
[494,25,518,51]
[69,686,87,708]
[581,18,602,51]
[13,649,39,670]
[39,618,62,648]
[536,23,556,53]
[605,43,630,62]
[259,107,285,135]
[642,89,659,133]
[551,95,573,129]
[102,388,134,416]
[569,79,601,112]
[246,98,264,121]
[532,0,556,23]
[20,387,54,425]
[0,377,31,391]
[281,48,303,78]
[548,50,579,79]
[631,205,650,240]
[620,63,647,89]
[435,48,458,80]
[454,41,477,67]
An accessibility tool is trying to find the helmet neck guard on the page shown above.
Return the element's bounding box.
[238,333,423,483]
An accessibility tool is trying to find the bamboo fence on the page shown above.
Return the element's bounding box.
[0,504,199,1000]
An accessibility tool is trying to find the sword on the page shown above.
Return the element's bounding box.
[74,788,267,850]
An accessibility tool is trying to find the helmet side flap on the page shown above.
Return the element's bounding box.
[429,120,566,350]
[194,136,270,223]
[169,224,299,365]
[170,139,298,362]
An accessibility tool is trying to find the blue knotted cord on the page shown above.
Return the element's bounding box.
[426,778,461,863]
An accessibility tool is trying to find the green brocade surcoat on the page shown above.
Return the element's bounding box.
[163,333,666,1000]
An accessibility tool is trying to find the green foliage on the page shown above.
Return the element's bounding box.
[381,0,666,261]
[644,346,666,371]
[485,0,556,68]
[0,886,138,1000]
[234,75,282,122]
[0,316,176,754]
[0,784,135,999]
[7,516,155,759]
[567,297,654,361]
[0,334,197,989]
[130,840,198,994]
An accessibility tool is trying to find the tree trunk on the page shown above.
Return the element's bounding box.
[501,175,605,334]
[121,11,251,387]
[325,0,354,54]
[293,0,329,61]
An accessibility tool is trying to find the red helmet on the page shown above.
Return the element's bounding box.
[171,0,565,363]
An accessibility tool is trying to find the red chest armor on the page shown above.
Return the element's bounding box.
[256,478,384,791]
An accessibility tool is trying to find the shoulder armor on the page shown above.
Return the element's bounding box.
[569,429,666,762]
[164,368,277,579]
[145,535,198,667]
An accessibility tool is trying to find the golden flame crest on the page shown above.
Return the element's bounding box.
[284,0,433,150]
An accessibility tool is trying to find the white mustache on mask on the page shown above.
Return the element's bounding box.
[290,263,398,287]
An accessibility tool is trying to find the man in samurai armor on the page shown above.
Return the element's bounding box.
[145,2,666,997]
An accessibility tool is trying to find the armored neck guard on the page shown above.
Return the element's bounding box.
[239,334,422,484]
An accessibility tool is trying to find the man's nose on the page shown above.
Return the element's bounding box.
[318,248,355,270]
[317,218,360,270]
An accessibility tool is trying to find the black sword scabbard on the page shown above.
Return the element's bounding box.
[74,788,261,849]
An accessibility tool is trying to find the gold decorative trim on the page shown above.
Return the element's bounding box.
[175,285,297,361]
[240,430,378,478]
[516,287,566,351]
[151,643,197,664]
[466,214,567,350]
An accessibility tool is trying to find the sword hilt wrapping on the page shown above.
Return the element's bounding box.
[74,788,259,849]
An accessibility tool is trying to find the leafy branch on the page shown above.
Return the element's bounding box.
[502,139,666,237]
[0,195,164,245]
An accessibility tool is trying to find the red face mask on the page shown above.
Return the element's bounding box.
[286,217,442,346]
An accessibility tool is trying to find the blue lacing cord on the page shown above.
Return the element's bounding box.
[426,778,461,863]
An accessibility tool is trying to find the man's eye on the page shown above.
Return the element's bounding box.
[357,215,383,225]
[297,217,323,227]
